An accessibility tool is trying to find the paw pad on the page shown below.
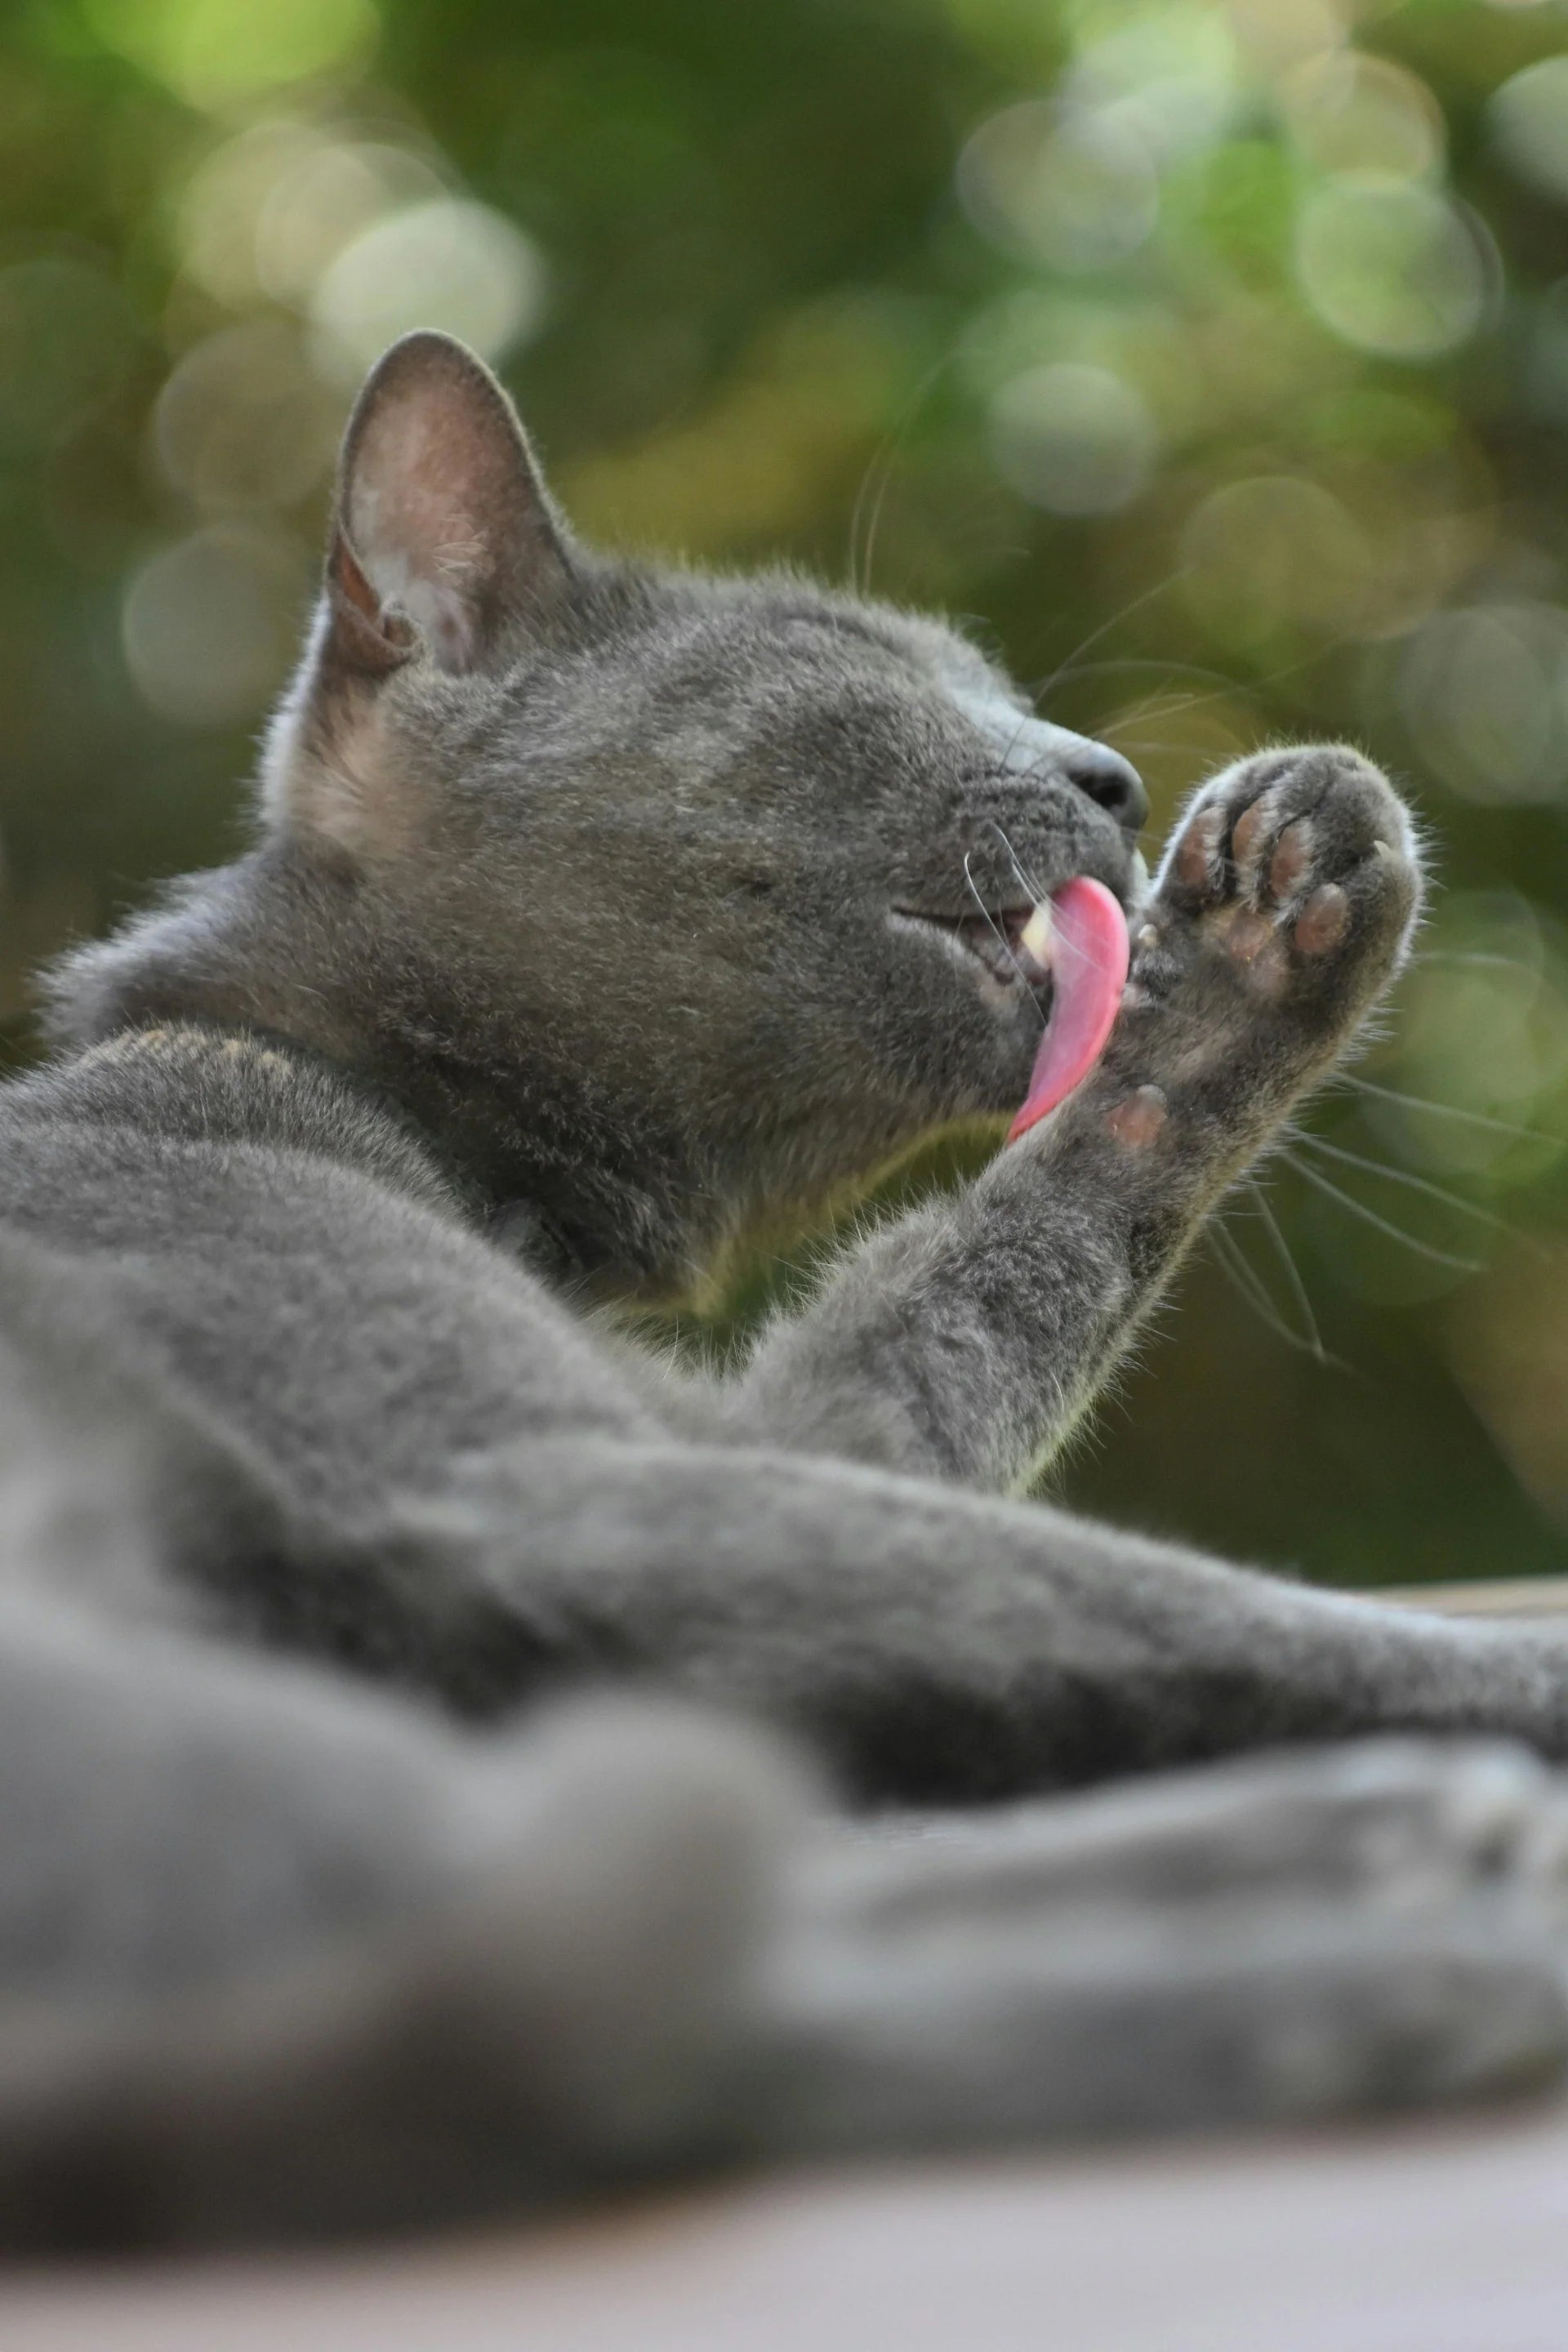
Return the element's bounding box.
[1294,883,1350,957]
[1175,807,1225,892]
[1106,1084,1169,1147]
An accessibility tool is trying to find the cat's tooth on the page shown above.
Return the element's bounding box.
[1018,902,1054,967]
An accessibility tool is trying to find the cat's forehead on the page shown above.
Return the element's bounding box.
[652,569,1020,713]
[626,578,1111,798]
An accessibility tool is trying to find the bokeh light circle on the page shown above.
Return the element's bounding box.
[255,143,446,306]
[957,102,1159,275]
[1525,278,1568,422]
[1180,475,1372,645]
[82,0,378,112]
[1397,603,1568,804]
[154,322,341,512]
[1281,52,1446,184]
[122,526,309,728]
[1488,57,1568,207]
[1295,178,1490,359]
[987,363,1156,514]
[1062,4,1239,167]
[308,198,547,383]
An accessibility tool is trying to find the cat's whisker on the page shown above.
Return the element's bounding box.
[855,450,899,601]
[845,410,903,597]
[1099,647,1332,748]
[1096,684,1261,749]
[1331,1073,1557,1144]
[1099,712,1201,750]
[1285,1152,1486,1274]
[1030,571,1190,703]
[1033,656,1236,700]
[1243,1179,1330,1365]
[1100,738,1214,761]
[962,852,1047,1027]
[1045,681,1223,756]
[1406,951,1534,972]
[845,466,875,598]
[1098,680,1216,724]
[845,351,955,595]
[995,703,1040,778]
[1298,1134,1526,1236]
[1206,1217,1334,1362]
[987,820,1046,908]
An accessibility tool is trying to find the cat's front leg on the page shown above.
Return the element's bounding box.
[730,746,1421,1486]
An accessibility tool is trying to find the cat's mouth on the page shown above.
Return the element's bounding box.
[894,881,1132,1137]
[890,905,1053,992]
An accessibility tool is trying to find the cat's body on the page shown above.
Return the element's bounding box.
[2,332,1568,2251]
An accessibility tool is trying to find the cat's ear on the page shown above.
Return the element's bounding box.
[263,334,573,853]
[323,329,573,676]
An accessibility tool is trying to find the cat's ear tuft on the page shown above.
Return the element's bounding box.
[327,330,572,676]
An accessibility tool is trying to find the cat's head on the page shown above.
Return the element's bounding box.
[56,333,1148,1285]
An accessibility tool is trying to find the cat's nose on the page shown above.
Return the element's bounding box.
[1058,740,1148,832]
[951,693,1149,832]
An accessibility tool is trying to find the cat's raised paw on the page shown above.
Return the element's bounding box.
[1096,746,1423,1141]
[1157,744,1419,1002]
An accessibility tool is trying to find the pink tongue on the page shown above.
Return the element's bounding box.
[1007,876,1129,1143]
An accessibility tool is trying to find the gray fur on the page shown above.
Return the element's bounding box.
[2,331,1568,2250]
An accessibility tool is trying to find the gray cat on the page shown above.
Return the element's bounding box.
[2,330,1567,2252]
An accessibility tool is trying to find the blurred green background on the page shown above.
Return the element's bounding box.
[3,0,1568,1589]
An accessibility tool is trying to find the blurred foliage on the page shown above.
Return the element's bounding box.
[4,0,1568,1588]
